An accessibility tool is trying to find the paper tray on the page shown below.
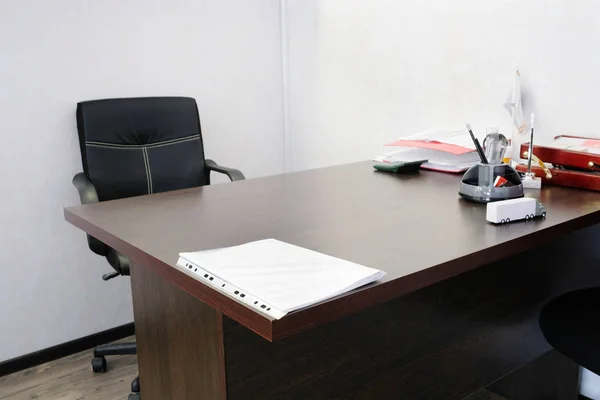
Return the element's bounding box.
[520,135,600,171]
[515,164,600,192]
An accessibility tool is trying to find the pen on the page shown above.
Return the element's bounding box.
[466,124,488,164]
[527,114,535,174]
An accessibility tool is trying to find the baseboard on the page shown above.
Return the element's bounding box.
[0,322,134,377]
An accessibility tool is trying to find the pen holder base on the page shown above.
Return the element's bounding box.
[458,163,524,203]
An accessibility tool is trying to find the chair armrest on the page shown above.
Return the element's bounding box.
[205,159,246,182]
[72,172,99,205]
[72,173,107,256]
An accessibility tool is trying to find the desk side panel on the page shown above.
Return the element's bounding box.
[224,225,600,400]
[130,261,227,400]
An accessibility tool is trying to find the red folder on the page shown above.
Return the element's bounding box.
[385,139,473,155]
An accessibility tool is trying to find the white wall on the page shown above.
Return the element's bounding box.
[284,0,600,172]
[283,0,600,395]
[0,0,284,362]
[3,0,600,394]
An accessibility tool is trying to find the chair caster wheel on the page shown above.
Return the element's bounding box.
[128,393,141,400]
[91,356,107,373]
[131,376,140,393]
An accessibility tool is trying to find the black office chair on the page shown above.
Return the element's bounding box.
[539,288,600,379]
[72,96,245,400]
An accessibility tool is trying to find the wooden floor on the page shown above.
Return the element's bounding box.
[0,338,588,400]
[0,337,137,400]
[0,333,509,400]
[0,339,509,400]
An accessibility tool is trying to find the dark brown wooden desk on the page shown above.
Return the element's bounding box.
[65,161,600,400]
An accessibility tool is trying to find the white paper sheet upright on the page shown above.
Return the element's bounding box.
[176,239,386,319]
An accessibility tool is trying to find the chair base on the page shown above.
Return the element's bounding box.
[93,342,137,358]
[91,342,137,372]
[131,376,140,393]
[91,342,140,397]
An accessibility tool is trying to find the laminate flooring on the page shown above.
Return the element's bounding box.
[1,338,589,400]
[0,337,137,400]
[0,337,513,400]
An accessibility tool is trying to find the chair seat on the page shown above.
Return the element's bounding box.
[539,288,600,375]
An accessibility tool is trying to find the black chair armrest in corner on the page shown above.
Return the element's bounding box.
[73,172,99,204]
[72,172,107,256]
[205,159,246,182]
[106,248,131,276]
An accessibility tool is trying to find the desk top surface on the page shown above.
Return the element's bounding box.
[64,162,600,341]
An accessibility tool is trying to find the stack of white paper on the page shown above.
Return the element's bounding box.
[549,136,600,154]
[177,239,386,319]
[376,148,481,172]
[373,129,482,173]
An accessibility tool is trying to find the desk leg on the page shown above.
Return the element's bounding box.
[130,261,227,400]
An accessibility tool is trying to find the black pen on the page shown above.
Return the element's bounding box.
[466,124,488,164]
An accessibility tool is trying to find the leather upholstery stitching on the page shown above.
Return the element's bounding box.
[85,134,200,149]
[143,147,153,194]
[141,148,148,194]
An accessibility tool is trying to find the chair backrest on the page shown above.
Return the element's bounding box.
[76,97,209,202]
